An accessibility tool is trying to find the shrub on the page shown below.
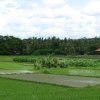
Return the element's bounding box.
[40,56,66,68]
[13,57,36,63]
[65,59,97,67]
[43,69,50,74]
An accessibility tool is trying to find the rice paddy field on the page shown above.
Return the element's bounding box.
[0,55,100,100]
[0,56,34,70]
[0,77,100,100]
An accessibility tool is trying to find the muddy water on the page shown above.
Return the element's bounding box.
[0,73,100,87]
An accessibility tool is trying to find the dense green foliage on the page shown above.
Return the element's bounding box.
[0,35,100,55]
[13,57,36,63]
[0,36,22,55]
[13,56,100,68]
[0,77,100,100]
[65,59,100,67]
[13,56,65,69]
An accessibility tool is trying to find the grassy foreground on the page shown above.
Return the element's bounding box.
[0,77,100,100]
[0,56,100,100]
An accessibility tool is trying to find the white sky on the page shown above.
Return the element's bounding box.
[0,0,100,39]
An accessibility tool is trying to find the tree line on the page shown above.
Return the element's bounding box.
[0,35,100,55]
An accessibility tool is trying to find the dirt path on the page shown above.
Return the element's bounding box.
[0,73,100,87]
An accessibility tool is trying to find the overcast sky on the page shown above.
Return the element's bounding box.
[0,0,100,39]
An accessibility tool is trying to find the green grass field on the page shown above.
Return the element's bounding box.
[42,68,100,77]
[0,56,34,70]
[0,62,33,70]
[0,56,100,100]
[0,77,100,100]
[0,56,100,77]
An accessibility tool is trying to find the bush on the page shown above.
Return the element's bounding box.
[43,69,50,74]
[13,56,99,69]
[13,57,36,63]
[65,59,97,67]
[40,56,66,68]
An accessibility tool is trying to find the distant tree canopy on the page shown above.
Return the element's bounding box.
[0,35,100,55]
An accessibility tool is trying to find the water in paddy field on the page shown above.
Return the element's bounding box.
[0,70,33,75]
[69,69,100,77]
